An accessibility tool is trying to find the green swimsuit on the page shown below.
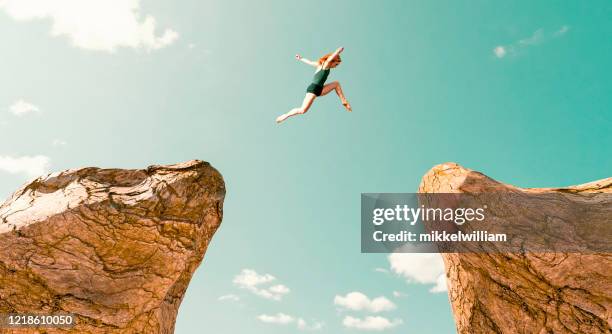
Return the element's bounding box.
[306,68,330,96]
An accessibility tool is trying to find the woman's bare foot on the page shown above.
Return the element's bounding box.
[342,101,352,112]
[276,113,288,123]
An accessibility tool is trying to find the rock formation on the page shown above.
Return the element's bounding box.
[419,163,611,334]
[0,160,225,333]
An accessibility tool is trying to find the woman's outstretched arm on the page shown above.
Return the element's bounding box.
[322,47,344,69]
[295,54,318,67]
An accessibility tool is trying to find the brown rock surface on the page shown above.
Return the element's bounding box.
[419,163,611,334]
[0,160,225,333]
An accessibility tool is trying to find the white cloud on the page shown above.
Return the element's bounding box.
[493,46,507,58]
[392,291,407,298]
[257,313,294,325]
[188,43,196,49]
[8,99,40,116]
[334,292,396,313]
[233,269,275,287]
[218,294,240,302]
[233,269,290,301]
[0,0,178,52]
[493,25,569,59]
[0,155,50,177]
[269,284,290,294]
[51,139,67,147]
[253,287,289,300]
[342,316,402,331]
[297,318,324,331]
[257,313,324,331]
[430,273,447,293]
[388,253,447,293]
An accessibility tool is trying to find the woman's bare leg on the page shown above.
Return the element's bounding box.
[321,81,352,112]
[276,93,316,123]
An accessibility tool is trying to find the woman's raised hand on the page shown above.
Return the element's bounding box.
[295,54,302,60]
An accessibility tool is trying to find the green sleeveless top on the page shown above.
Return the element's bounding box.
[312,68,330,86]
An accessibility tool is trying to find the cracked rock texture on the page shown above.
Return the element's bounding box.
[0,160,225,333]
[419,163,611,334]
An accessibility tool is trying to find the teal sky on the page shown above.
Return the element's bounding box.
[0,1,611,333]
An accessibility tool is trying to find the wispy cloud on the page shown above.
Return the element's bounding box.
[554,25,570,37]
[8,99,40,116]
[0,155,50,177]
[218,294,240,302]
[518,29,544,46]
[334,292,396,313]
[257,313,323,331]
[233,269,290,301]
[342,316,402,331]
[388,253,447,293]
[392,291,407,298]
[51,139,67,147]
[0,0,178,52]
[374,267,389,274]
[257,313,294,325]
[297,318,324,331]
[493,25,570,59]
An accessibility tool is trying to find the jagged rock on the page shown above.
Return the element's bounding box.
[0,160,225,333]
[419,163,611,334]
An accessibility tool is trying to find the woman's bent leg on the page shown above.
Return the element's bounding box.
[276,93,316,123]
[321,81,351,111]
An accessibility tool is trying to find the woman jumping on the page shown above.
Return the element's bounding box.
[276,47,352,123]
